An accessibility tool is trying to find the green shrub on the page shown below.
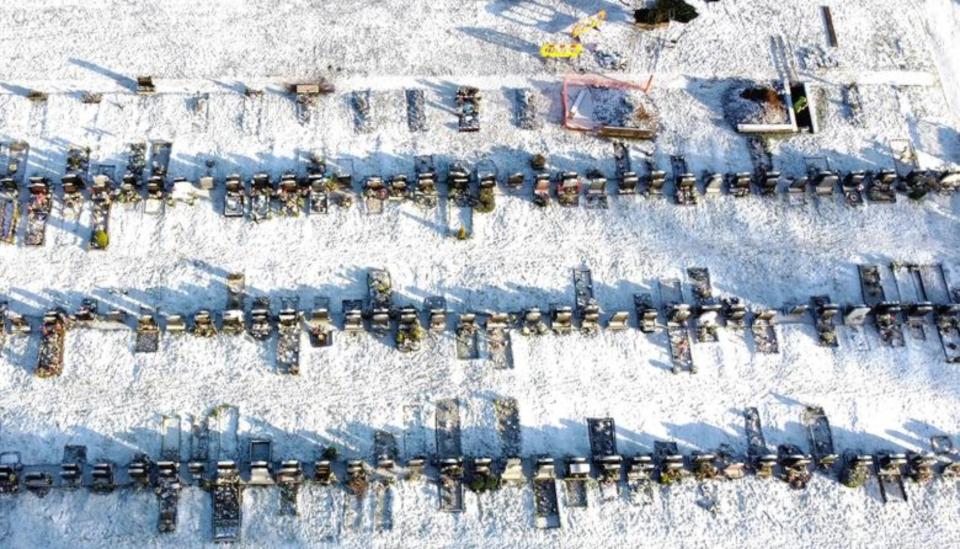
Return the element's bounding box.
[659,471,682,485]
[92,230,109,249]
[476,188,495,213]
[468,475,501,493]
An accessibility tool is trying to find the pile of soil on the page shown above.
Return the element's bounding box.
[722,80,790,126]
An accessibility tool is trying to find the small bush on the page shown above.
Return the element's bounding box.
[396,326,422,347]
[468,477,486,493]
[659,471,682,485]
[468,475,501,493]
[476,188,495,213]
[842,475,864,489]
[92,230,109,249]
[530,154,547,171]
[209,403,234,418]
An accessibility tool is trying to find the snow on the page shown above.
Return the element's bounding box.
[0,0,960,547]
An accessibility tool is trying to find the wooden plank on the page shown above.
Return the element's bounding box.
[822,6,838,48]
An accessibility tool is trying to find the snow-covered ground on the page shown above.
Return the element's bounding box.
[1,0,960,546]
